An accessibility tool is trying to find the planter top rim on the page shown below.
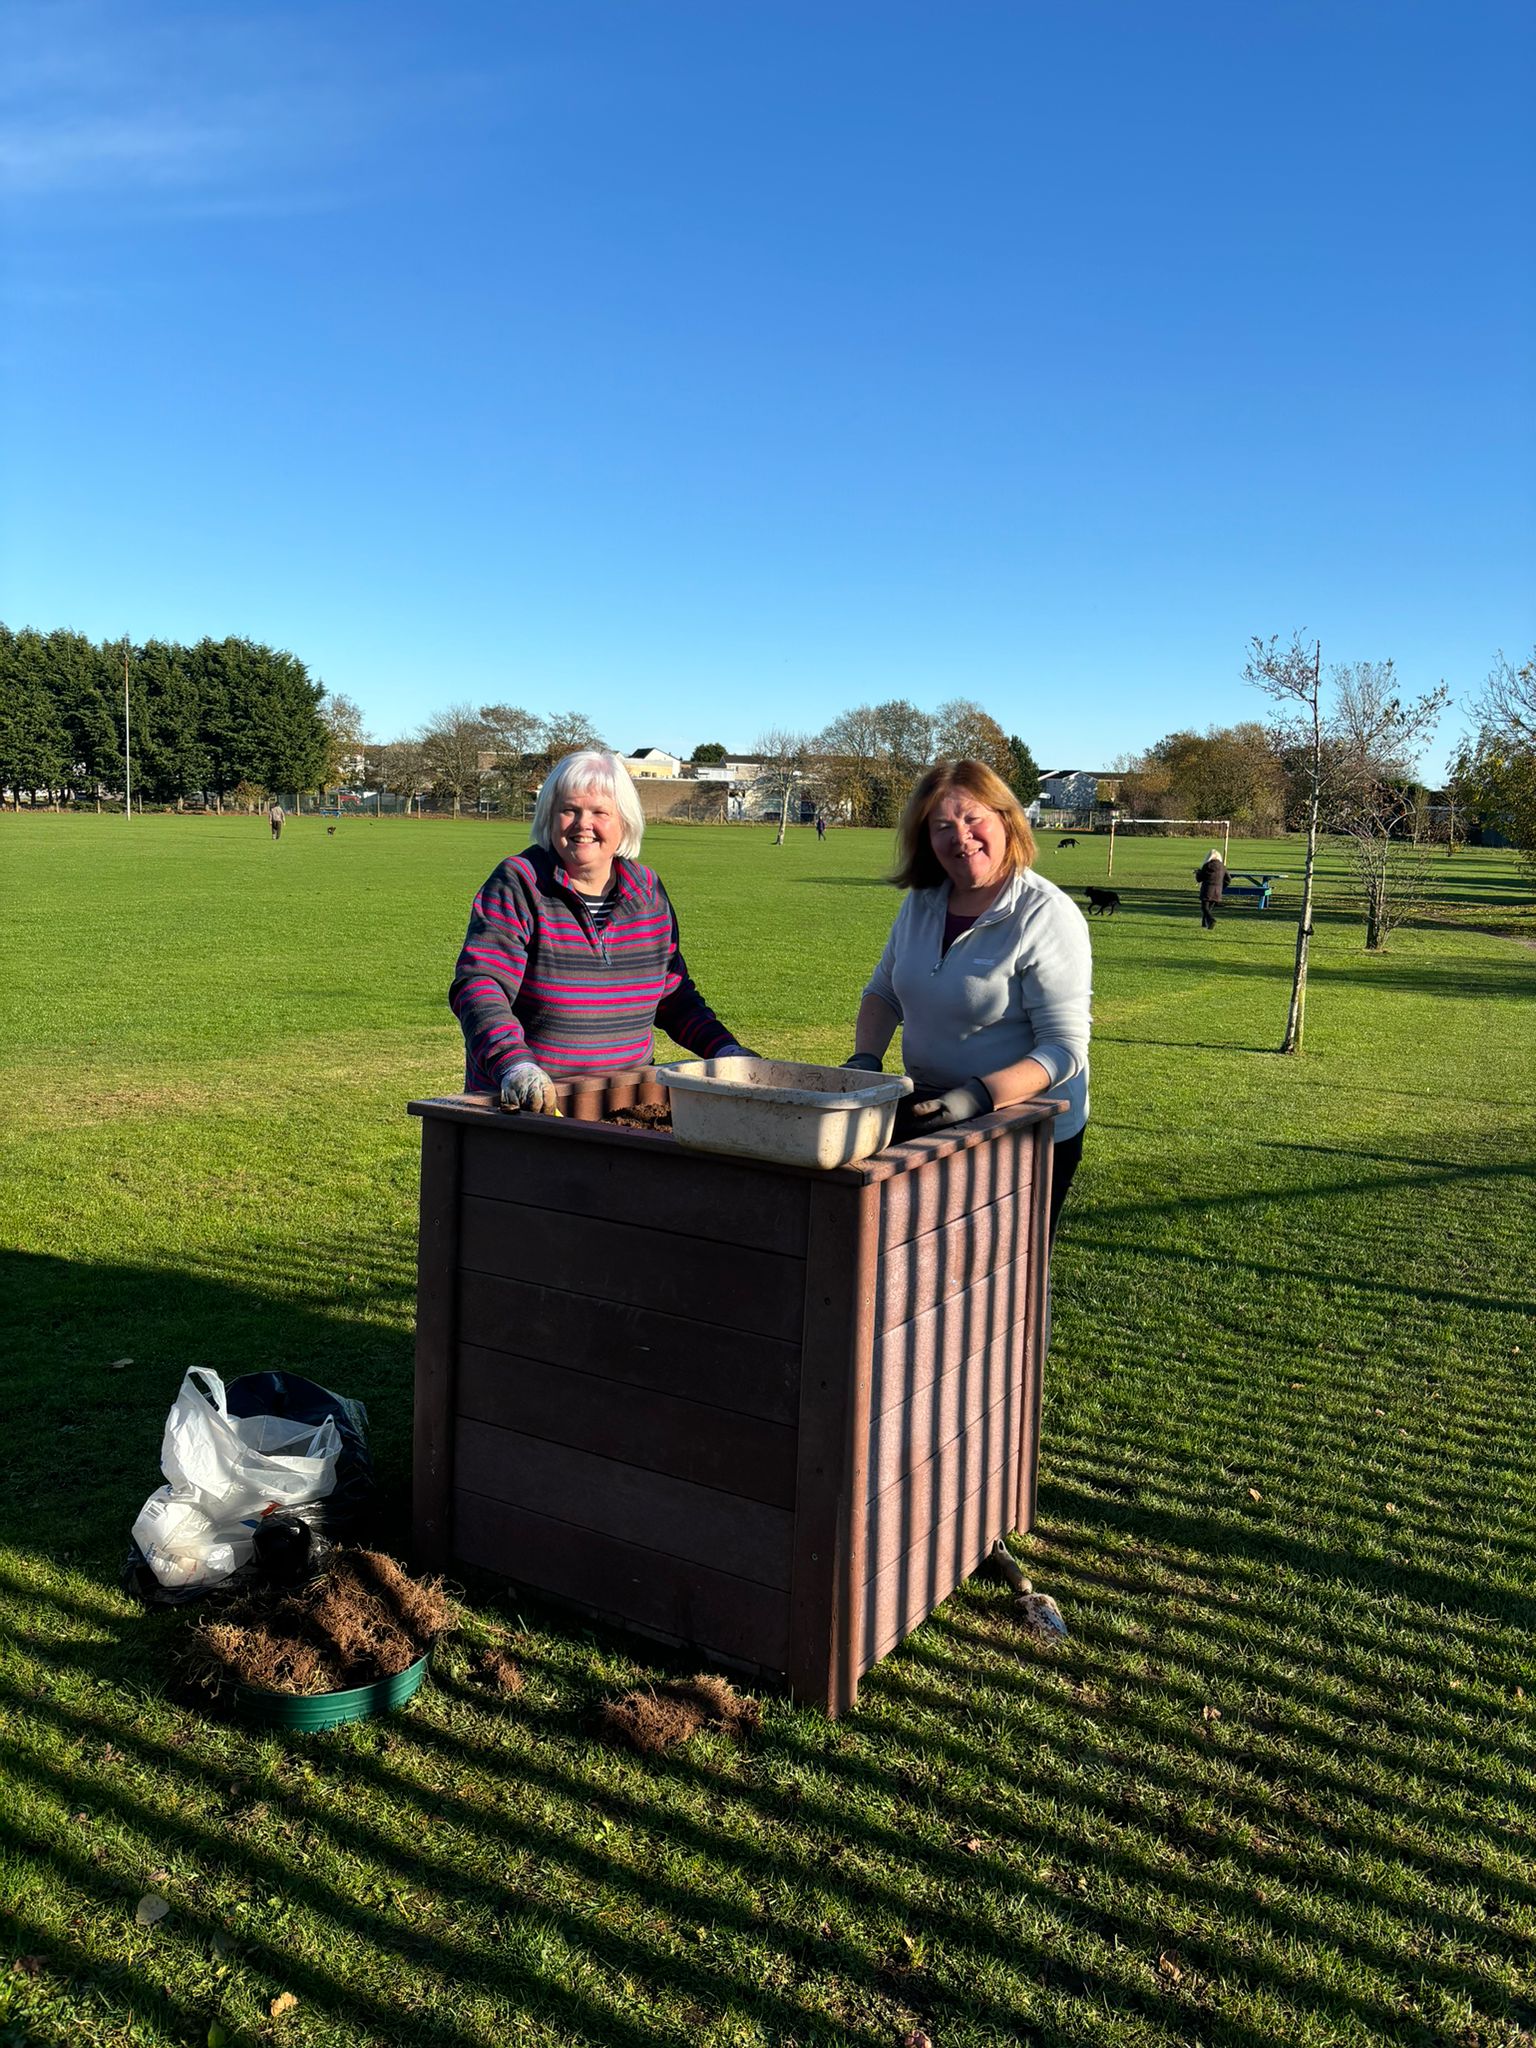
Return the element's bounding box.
[407,1092,1064,1182]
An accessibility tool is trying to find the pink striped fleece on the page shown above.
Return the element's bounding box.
[449,844,739,1090]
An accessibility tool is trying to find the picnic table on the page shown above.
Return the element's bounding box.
[1223,871,1288,910]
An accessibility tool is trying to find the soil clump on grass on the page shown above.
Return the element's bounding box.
[602,1103,672,1131]
[187,1549,453,1696]
[598,1673,759,1754]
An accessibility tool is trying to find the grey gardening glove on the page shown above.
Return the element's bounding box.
[842,1052,884,1073]
[892,1076,992,1142]
[498,1061,560,1115]
[716,1041,758,1058]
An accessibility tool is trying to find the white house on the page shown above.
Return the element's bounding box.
[1039,769,1114,818]
[621,747,684,780]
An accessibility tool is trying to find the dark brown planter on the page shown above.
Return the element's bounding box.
[409,1070,1060,1715]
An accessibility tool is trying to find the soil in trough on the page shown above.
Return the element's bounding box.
[187,1549,454,1696]
[603,1102,672,1132]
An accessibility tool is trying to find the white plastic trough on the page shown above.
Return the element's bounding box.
[656,1056,914,1170]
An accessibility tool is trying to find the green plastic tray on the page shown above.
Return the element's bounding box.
[233,1651,430,1730]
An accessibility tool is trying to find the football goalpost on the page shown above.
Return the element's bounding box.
[1106,816,1230,875]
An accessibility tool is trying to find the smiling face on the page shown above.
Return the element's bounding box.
[927,788,1008,897]
[553,784,618,891]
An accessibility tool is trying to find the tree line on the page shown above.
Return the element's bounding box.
[5,620,1530,883]
[325,694,1043,824]
[0,625,332,808]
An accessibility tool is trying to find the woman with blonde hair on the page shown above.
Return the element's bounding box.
[845,758,1093,1238]
[450,749,749,1111]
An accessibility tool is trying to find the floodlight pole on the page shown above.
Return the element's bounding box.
[123,638,132,820]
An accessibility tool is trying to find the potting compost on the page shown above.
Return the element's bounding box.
[603,1102,672,1131]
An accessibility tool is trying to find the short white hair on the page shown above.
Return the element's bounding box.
[531,750,646,860]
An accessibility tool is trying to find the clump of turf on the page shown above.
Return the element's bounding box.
[474,1646,525,1693]
[598,1673,760,1754]
[187,1549,454,1696]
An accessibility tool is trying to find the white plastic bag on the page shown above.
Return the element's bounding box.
[130,1367,342,1591]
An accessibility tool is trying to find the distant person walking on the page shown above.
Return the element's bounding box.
[268,801,286,842]
[815,811,826,842]
[1195,848,1227,929]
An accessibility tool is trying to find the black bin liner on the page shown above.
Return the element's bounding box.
[122,1370,373,1607]
[223,1372,373,1537]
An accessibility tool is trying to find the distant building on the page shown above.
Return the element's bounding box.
[622,748,684,779]
[631,778,728,823]
[1039,769,1116,819]
[689,758,767,819]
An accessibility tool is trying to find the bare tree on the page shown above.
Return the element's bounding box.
[372,737,430,814]
[1478,646,1536,748]
[814,698,940,826]
[1328,662,1446,949]
[420,702,491,817]
[1245,635,1323,1054]
[815,703,888,827]
[319,692,370,791]
[1453,647,1536,875]
[872,699,937,780]
[478,702,541,767]
[538,710,604,766]
[755,727,809,846]
[476,703,542,817]
[934,698,1013,778]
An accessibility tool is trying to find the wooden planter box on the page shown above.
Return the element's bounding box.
[409,1072,1059,1715]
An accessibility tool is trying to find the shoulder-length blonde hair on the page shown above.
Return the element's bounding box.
[531,750,646,860]
[892,759,1037,890]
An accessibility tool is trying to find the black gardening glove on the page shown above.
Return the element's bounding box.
[892,1077,993,1142]
[842,1053,884,1072]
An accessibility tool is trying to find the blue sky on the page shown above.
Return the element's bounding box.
[3,1,1532,776]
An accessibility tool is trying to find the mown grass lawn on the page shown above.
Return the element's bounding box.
[1,813,1533,2048]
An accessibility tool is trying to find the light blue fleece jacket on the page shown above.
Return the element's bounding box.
[863,866,1093,1141]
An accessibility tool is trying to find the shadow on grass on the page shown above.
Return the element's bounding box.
[6,1249,1536,2046]
[1,1244,417,1562]
[4,1600,1515,2048]
[1035,1476,1536,1634]
[1111,948,1533,997]
[792,875,894,888]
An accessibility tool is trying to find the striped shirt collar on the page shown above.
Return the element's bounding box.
[525,844,647,905]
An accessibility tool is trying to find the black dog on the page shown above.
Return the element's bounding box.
[1058,836,1078,849]
[1084,886,1120,916]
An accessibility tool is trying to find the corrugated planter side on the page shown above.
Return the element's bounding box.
[232,1651,431,1731]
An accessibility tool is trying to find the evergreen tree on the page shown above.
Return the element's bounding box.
[0,628,71,804]
[1006,735,1043,808]
[138,639,208,804]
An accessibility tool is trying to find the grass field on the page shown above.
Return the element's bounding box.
[2,813,1534,2048]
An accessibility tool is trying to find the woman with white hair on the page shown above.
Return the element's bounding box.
[450,749,750,1110]
[1194,847,1228,930]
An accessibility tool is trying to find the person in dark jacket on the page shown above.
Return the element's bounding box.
[1195,848,1228,929]
[450,750,750,1111]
